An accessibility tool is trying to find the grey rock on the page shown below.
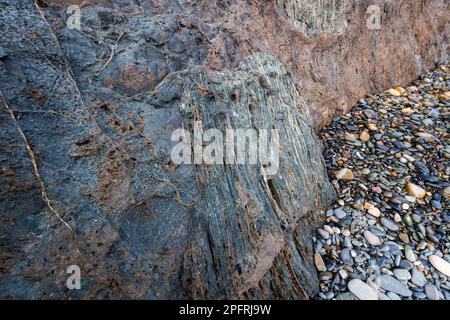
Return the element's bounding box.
[334,208,347,219]
[0,2,339,300]
[411,268,427,287]
[336,292,359,300]
[424,282,440,300]
[340,248,354,265]
[393,269,411,281]
[381,217,400,232]
[377,275,412,297]
[348,279,378,300]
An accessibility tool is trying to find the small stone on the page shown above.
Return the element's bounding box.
[406,182,426,199]
[336,292,359,300]
[431,200,442,209]
[443,186,450,199]
[339,269,349,280]
[424,282,440,300]
[340,248,354,265]
[399,260,413,270]
[381,217,399,232]
[401,107,414,115]
[345,133,357,142]
[399,233,409,244]
[334,208,347,219]
[359,130,370,142]
[363,230,382,246]
[386,292,401,300]
[323,224,334,235]
[314,253,327,272]
[415,132,437,143]
[317,229,330,240]
[377,275,412,297]
[367,207,381,217]
[402,154,415,162]
[367,123,377,131]
[405,246,417,262]
[387,88,402,97]
[393,269,411,281]
[335,168,355,181]
[342,229,351,237]
[371,186,382,194]
[411,268,427,287]
[348,279,378,300]
[429,255,450,277]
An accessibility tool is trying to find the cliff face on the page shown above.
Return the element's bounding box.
[0,0,448,299]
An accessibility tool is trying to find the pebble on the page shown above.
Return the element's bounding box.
[386,292,401,300]
[333,208,347,219]
[340,248,354,265]
[363,230,382,246]
[406,182,426,199]
[429,255,450,277]
[424,282,440,300]
[344,133,357,142]
[317,229,330,240]
[404,246,417,262]
[411,268,427,287]
[393,269,411,281]
[399,233,409,244]
[377,275,412,297]
[359,131,370,142]
[348,279,379,300]
[399,260,413,270]
[314,253,327,272]
[336,292,359,300]
[335,168,355,181]
[367,207,381,218]
[381,217,399,232]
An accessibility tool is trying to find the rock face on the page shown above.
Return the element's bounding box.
[0,0,448,300]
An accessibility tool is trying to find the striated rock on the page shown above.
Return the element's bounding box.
[0,0,338,299]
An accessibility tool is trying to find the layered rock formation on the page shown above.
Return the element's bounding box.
[0,0,448,299]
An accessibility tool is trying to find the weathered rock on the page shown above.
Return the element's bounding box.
[0,1,340,300]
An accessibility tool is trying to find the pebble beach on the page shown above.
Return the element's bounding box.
[315,64,450,300]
